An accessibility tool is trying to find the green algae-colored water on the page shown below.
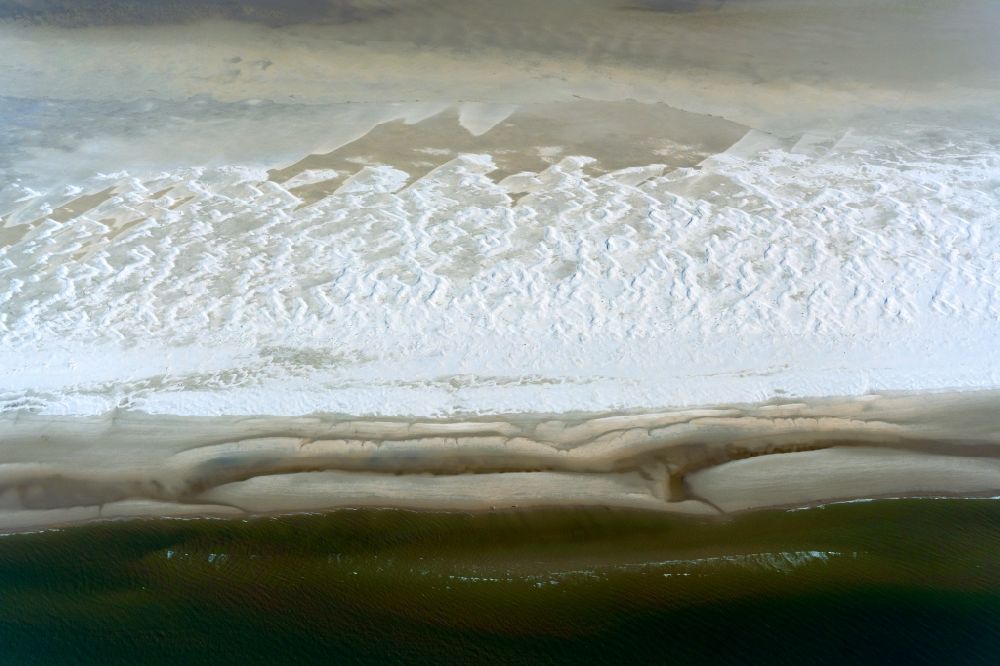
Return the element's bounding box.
[2,500,1000,664]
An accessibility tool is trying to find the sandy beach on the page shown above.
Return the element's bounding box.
[2,1,1000,532]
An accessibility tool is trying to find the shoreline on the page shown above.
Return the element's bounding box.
[2,389,999,533]
[5,491,1000,540]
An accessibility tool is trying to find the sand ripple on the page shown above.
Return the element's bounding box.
[2,121,998,415]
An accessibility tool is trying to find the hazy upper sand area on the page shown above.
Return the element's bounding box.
[3,0,998,213]
[2,0,999,198]
[3,1,998,121]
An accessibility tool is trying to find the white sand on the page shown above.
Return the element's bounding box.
[2,119,998,416]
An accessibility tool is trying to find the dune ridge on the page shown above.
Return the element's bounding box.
[1,390,999,531]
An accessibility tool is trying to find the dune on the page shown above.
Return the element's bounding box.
[0,390,998,531]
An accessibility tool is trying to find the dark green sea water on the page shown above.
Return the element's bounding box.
[2,500,1000,664]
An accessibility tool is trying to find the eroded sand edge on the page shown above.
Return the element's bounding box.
[2,389,1000,532]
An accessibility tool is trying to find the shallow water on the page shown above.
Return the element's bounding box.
[2,500,1000,663]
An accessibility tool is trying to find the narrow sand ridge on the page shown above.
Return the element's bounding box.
[1,391,1000,532]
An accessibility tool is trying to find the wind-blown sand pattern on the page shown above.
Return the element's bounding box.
[3,113,999,416]
[1,0,999,530]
